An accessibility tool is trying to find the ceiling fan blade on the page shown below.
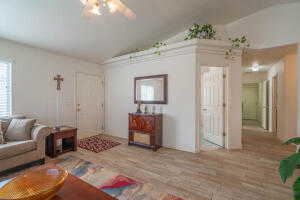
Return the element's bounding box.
[80,0,88,5]
[109,0,136,19]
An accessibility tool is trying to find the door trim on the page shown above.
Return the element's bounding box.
[272,75,278,135]
[75,72,105,133]
[265,80,270,131]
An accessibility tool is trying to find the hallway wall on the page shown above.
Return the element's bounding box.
[267,53,298,141]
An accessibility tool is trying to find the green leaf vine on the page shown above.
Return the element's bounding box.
[185,23,216,40]
[225,36,250,59]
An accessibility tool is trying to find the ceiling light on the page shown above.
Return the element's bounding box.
[252,62,259,72]
[89,4,101,15]
[80,0,135,19]
[107,1,118,13]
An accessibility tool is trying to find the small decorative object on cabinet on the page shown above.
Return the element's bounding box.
[128,113,162,151]
[46,126,77,158]
[152,106,156,114]
[136,101,142,113]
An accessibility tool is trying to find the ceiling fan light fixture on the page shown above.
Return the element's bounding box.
[80,0,135,19]
[107,1,118,13]
[89,3,101,15]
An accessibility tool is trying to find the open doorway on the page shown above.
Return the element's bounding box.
[242,44,298,142]
[242,82,269,132]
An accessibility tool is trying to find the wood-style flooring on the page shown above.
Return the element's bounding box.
[71,129,297,200]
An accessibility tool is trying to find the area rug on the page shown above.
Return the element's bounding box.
[56,155,184,200]
[78,135,121,153]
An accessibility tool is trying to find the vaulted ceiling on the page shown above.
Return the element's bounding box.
[0,0,297,64]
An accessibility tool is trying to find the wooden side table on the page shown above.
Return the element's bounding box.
[46,126,77,158]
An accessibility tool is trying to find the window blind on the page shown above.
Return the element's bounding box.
[0,61,11,117]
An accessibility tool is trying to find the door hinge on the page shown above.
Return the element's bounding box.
[223,74,226,79]
[223,103,226,107]
[101,103,104,109]
[101,125,104,131]
[223,132,226,136]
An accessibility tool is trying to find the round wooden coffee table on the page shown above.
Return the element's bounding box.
[0,167,68,200]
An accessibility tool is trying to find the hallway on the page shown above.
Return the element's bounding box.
[243,119,269,133]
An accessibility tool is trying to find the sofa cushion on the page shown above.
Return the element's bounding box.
[0,140,36,160]
[0,114,26,134]
[5,119,36,141]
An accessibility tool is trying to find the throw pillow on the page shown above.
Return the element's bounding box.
[0,114,26,134]
[0,121,6,144]
[5,119,36,141]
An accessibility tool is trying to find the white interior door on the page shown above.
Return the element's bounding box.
[201,67,225,147]
[242,85,258,120]
[76,73,104,134]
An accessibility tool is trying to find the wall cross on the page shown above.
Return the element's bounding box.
[54,74,64,90]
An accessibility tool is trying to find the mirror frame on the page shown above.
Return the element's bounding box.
[134,74,168,104]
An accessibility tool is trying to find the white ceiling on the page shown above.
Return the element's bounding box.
[242,44,298,73]
[0,0,297,64]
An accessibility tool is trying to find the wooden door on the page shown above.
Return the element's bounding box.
[76,73,104,134]
[272,76,278,134]
[262,80,270,130]
[242,84,258,120]
[201,67,225,147]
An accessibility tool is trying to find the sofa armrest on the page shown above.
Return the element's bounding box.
[31,124,51,145]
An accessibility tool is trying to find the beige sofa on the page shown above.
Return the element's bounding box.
[0,115,50,175]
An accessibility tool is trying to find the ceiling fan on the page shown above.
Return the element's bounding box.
[80,0,136,19]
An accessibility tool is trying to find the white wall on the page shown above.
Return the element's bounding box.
[104,39,243,152]
[105,54,197,152]
[243,71,267,84]
[0,38,103,127]
[226,2,300,49]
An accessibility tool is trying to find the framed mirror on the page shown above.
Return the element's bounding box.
[134,74,168,104]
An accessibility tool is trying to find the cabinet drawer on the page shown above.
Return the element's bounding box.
[55,131,75,139]
[133,132,150,145]
[129,115,155,133]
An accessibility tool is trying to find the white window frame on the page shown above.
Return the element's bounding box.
[0,60,12,117]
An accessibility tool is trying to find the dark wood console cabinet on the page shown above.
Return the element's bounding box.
[128,113,162,151]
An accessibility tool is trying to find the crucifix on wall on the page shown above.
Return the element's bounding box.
[54,74,64,90]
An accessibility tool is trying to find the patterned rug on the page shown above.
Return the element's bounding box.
[56,155,184,200]
[78,135,121,153]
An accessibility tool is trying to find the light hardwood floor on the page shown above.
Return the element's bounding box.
[71,129,297,200]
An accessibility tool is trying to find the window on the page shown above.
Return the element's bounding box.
[0,61,11,117]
